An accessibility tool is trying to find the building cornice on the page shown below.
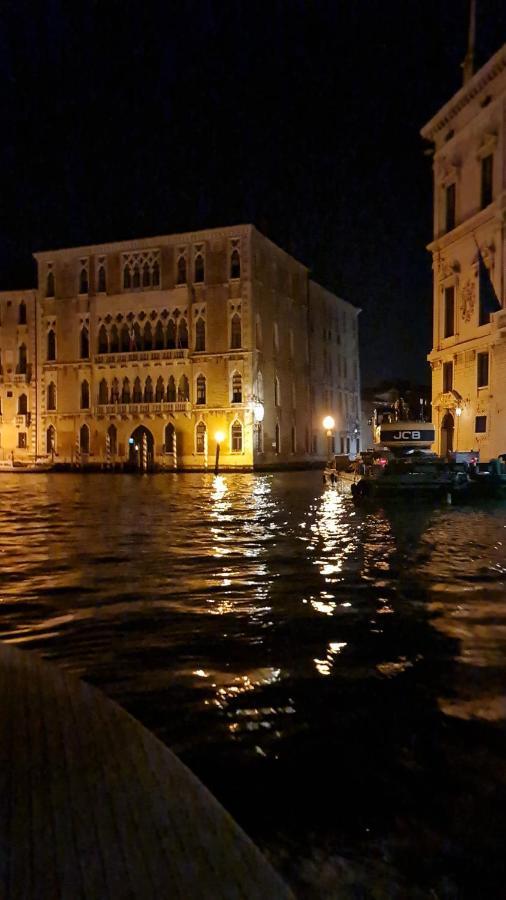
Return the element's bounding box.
[426,200,504,253]
[420,43,506,142]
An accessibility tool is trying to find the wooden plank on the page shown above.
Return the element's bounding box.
[0,643,293,900]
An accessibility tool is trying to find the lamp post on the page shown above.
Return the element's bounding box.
[455,405,462,451]
[322,415,335,459]
[214,430,225,475]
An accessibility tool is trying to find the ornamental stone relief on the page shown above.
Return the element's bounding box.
[460,280,475,322]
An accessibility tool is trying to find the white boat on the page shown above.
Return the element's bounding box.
[0,460,55,473]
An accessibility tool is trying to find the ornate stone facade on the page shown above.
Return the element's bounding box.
[0,225,361,468]
[422,44,506,459]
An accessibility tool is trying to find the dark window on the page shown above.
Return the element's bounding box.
[79,268,88,294]
[195,317,206,351]
[18,344,27,374]
[143,322,152,351]
[120,324,130,352]
[155,320,164,349]
[46,271,55,297]
[47,329,56,360]
[477,351,489,388]
[47,382,56,410]
[155,376,164,402]
[98,379,108,404]
[80,380,90,409]
[18,301,27,325]
[152,260,160,287]
[167,320,176,349]
[132,265,141,289]
[475,415,487,433]
[177,318,188,349]
[18,394,27,415]
[177,255,187,285]
[110,325,119,353]
[123,266,131,289]
[80,327,89,359]
[46,426,55,454]
[142,262,150,288]
[445,183,456,232]
[178,375,189,402]
[98,325,108,354]
[144,376,153,403]
[97,266,106,293]
[107,424,117,455]
[121,378,131,403]
[230,314,241,349]
[111,378,120,403]
[164,423,175,453]
[194,254,205,283]
[230,248,241,279]
[443,361,453,393]
[481,154,493,208]
[167,376,176,402]
[196,374,206,405]
[444,286,455,338]
[18,432,27,449]
[132,377,142,403]
[232,372,242,403]
[80,424,90,454]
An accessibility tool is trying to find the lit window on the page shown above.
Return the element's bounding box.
[196,374,206,405]
[196,421,206,453]
[231,420,243,452]
[232,372,242,403]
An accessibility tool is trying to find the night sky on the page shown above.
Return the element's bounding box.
[0,0,505,386]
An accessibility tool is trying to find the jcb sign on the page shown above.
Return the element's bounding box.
[379,427,435,444]
[393,430,420,440]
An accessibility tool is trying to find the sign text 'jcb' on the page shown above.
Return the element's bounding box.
[393,430,421,440]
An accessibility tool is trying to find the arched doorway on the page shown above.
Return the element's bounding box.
[441,412,454,457]
[128,425,154,472]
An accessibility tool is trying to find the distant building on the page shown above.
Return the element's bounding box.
[421,44,506,458]
[0,225,361,468]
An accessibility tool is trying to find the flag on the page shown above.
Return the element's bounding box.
[476,241,501,325]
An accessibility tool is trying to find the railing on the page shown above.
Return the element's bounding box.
[94,401,192,416]
[95,349,189,364]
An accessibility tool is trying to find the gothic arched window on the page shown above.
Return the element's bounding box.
[107,424,117,455]
[178,374,189,402]
[196,374,206,405]
[152,260,160,287]
[46,425,56,454]
[195,317,206,352]
[80,327,89,359]
[230,248,241,279]
[194,253,205,283]
[164,422,175,454]
[144,376,153,403]
[80,380,90,410]
[46,270,55,297]
[132,265,141,289]
[177,254,187,285]
[143,321,152,351]
[230,314,241,349]
[167,376,176,403]
[177,318,188,349]
[196,421,206,453]
[79,267,88,294]
[167,319,176,349]
[97,265,106,293]
[142,262,150,288]
[18,301,27,325]
[155,376,164,403]
[47,381,56,410]
[123,266,131,289]
[111,378,120,403]
[47,329,56,361]
[120,323,130,352]
[99,379,108,404]
[79,424,90,454]
[155,320,164,349]
[110,324,119,353]
[18,344,27,374]
[231,420,243,452]
[18,393,27,415]
[121,377,131,403]
[232,372,242,403]
[132,376,142,403]
[98,325,108,354]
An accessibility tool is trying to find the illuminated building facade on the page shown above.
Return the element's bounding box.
[422,44,506,458]
[0,225,360,468]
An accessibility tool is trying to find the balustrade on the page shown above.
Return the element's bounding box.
[95,349,189,364]
[94,401,191,416]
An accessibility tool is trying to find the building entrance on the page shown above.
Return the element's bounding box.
[440,412,454,457]
[128,426,154,472]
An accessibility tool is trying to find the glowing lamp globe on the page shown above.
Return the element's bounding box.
[322,415,335,431]
[215,431,225,444]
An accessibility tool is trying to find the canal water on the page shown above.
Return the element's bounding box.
[0,471,505,898]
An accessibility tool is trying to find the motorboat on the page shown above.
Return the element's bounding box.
[466,458,506,498]
[0,459,55,473]
[350,454,469,501]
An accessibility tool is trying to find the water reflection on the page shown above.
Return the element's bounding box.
[0,473,506,895]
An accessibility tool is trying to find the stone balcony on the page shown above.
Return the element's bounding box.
[94,401,192,418]
[95,349,189,365]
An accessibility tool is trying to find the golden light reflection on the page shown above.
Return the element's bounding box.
[314,640,347,676]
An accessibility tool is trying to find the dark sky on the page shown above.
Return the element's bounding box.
[0,1,505,386]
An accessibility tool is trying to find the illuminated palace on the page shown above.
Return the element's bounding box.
[422,43,506,458]
[0,225,360,469]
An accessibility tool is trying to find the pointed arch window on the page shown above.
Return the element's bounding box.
[18,344,27,375]
[167,319,176,349]
[155,320,165,349]
[123,266,131,289]
[99,378,108,404]
[232,372,242,403]
[79,265,89,294]
[132,265,141,289]
[230,313,242,349]
[18,393,28,415]
[155,376,164,402]
[46,425,56,455]
[178,318,188,349]
[47,381,56,411]
[110,324,119,353]
[132,376,142,403]
[80,327,89,359]
[230,247,241,279]
[47,329,56,361]
[142,262,150,288]
[46,269,55,297]
[111,377,120,403]
[167,375,176,403]
[196,421,206,454]
[144,376,153,403]
[143,321,152,351]
[164,423,175,454]
[177,254,187,285]
[107,424,117,455]
[121,377,131,403]
[98,325,108,354]
[80,380,90,410]
[97,264,106,293]
[231,420,243,452]
[133,322,141,350]
[79,424,90,454]
[178,374,189,402]
[195,317,206,351]
[194,252,205,284]
[152,260,160,287]
[196,374,206,405]
[18,301,27,325]
[120,323,130,352]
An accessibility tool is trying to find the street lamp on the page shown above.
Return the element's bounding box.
[455,405,462,451]
[322,415,335,458]
[214,430,225,474]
